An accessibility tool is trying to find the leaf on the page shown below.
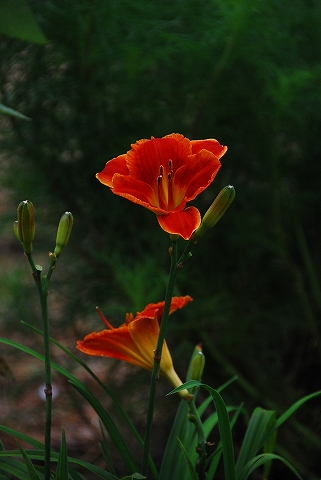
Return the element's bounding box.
[235,407,275,478]
[237,453,303,480]
[0,0,47,44]
[0,449,121,479]
[0,457,31,479]
[21,322,158,477]
[261,390,321,447]
[263,412,277,480]
[200,385,236,480]
[206,403,244,480]
[0,103,31,121]
[158,400,191,480]
[120,474,146,480]
[55,428,68,480]
[167,380,201,395]
[176,437,199,480]
[0,337,138,474]
[17,444,41,480]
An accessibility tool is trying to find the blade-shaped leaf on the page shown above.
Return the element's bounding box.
[235,407,275,477]
[55,428,68,480]
[0,0,47,43]
[17,445,41,480]
[238,453,303,480]
[176,437,199,480]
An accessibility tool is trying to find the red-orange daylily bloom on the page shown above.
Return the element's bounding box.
[96,133,227,240]
[77,296,192,396]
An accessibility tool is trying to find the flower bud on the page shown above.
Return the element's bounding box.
[190,347,205,382]
[13,220,20,242]
[194,185,235,238]
[17,200,35,254]
[54,212,74,257]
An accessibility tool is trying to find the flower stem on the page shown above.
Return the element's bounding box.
[141,239,179,476]
[27,253,56,480]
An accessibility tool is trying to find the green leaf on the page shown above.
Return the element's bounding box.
[261,390,321,447]
[17,444,41,480]
[0,449,121,480]
[0,425,45,450]
[159,400,191,480]
[176,437,199,480]
[263,412,277,480]
[235,407,275,478]
[21,322,159,477]
[200,385,236,480]
[99,420,116,476]
[55,428,68,480]
[0,0,47,44]
[167,380,201,395]
[206,403,244,480]
[237,453,303,480]
[0,103,30,121]
[0,457,31,479]
[120,474,146,480]
[0,337,138,474]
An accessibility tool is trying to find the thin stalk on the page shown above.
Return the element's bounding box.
[141,239,179,476]
[141,238,196,476]
[27,253,56,480]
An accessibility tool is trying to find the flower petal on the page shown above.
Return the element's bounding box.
[76,326,151,370]
[110,174,164,212]
[128,316,174,374]
[175,150,221,202]
[136,295,193,322]
[157,206,201,239]
[191,139,227,159]
[126,134,191,186]
[96,154,129,187]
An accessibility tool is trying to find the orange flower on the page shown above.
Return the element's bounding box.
[96,134,227,239]
[77,296,192,395]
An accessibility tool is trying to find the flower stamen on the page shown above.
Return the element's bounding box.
[96,306,115,329]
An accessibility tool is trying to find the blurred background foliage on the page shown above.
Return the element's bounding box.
[1,0,321,478]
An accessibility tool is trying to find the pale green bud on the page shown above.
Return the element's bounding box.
[190,347,205,382]
[195,185,235,238]
[13,220,20,242]
[54,212,74,257]
[17,200,35,254]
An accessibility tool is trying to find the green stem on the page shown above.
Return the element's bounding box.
[141,240,179,476]
[27,253,56,480]
[141,238,195,476]
[188,398,207,480]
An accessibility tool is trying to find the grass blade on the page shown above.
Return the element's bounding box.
[17,444,41,480]
[235,407,275,477]
[176,438,199,480]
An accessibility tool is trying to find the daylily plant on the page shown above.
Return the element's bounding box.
[96,133,227,239]
[77,296,192,396]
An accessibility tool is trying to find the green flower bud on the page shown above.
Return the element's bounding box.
[54,212,74,257]
[190,348,205,382]
[17,200,35,254]
[13,220,20,242]
[195,185,235,238]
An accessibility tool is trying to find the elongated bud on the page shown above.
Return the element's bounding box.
[13,220,20,241]
[194,185,235,238]
[190,346,205,382]
[17,200,35,254]
[54,212,74,257]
